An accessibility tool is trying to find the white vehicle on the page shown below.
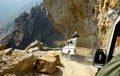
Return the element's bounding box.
[62,38,77,55]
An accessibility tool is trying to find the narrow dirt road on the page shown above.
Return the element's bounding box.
[1,47,97,76]
[61,57,97,76]
[50,47,97,76]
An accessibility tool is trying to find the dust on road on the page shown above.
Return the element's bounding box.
[50,47,97,76]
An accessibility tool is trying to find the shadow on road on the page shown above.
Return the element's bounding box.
[70,55,92,66]
[49,67,63,76]
[58,63,65,68]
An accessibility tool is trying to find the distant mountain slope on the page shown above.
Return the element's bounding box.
[0,0,32,23]
[0,3,62,49]
[18,0,43,14]
[0,0,43,36]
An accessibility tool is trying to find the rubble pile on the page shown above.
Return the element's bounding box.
[47,51,60,65]
[35,51,61,73]
[0,49,35,76]
[0,42,61,75]
[0,45,7,50]
[35,55,57,73]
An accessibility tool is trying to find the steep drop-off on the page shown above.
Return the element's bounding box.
[0,4,61,49]
[43,0,118,49]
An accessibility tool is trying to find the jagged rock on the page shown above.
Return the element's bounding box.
[0,4,60,49]
[47,51,60,65]
[25,47,40,53]
[4,48,14,55]
[43,0,118,49]
[93,0,118,49]
[0,48,13,56]
[25,40,42,50]
[0,49,35,76]
[4,73,16,76]
[0,45,7,50]
[35,55,57,73]
[43,0,96,48]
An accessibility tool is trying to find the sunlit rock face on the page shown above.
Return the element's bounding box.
[43,0,97,48]
[93,0,118,49]
[43,0,118,49]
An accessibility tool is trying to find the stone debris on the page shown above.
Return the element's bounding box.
[35,55,57,73]
[47,51,60,65]
[0,45,7,50]
[4,48,14,55]
[25,40,42,50]
[25,47,39,53]
[34,51,60,73]
[0,41,61,75]
[0,49,35,76]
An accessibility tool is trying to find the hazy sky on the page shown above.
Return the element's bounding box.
[0,0,43,10]
[0,0,43,22]
[0,0,43,15]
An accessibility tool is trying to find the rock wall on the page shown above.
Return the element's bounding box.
[93,0,117,49]
[43,0,118,49]
[43,0,97,48]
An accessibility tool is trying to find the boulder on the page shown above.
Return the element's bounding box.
[4,48,14,55]
[25,47,39,53]
[0,49,35,76]
[35,55,57,73]
[0,45,7,50]
[25,40,42,50]
[47,51,60,65]
[4,73,16,76]
[0,48,14,63]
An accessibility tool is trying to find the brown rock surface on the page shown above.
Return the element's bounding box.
[0,48,96,76]
[43,0,118,49]
[0,45,7,50]
[35,55,57,73]
[0,49,35,76]
[25,47,40,53]
[4,48,14,55]
[43,0,96,48]
[25,40,42,50]
[47,51,60,65]
[93,0,118,49]
[0,48,14,56]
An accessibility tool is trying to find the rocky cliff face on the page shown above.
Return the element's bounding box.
[93,0,117,49]
[43,0,97,48]
[0,3,62,49]
[43,0,118,49]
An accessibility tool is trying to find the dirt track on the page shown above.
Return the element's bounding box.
[23,47,97,76]
[50,47,97,76]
